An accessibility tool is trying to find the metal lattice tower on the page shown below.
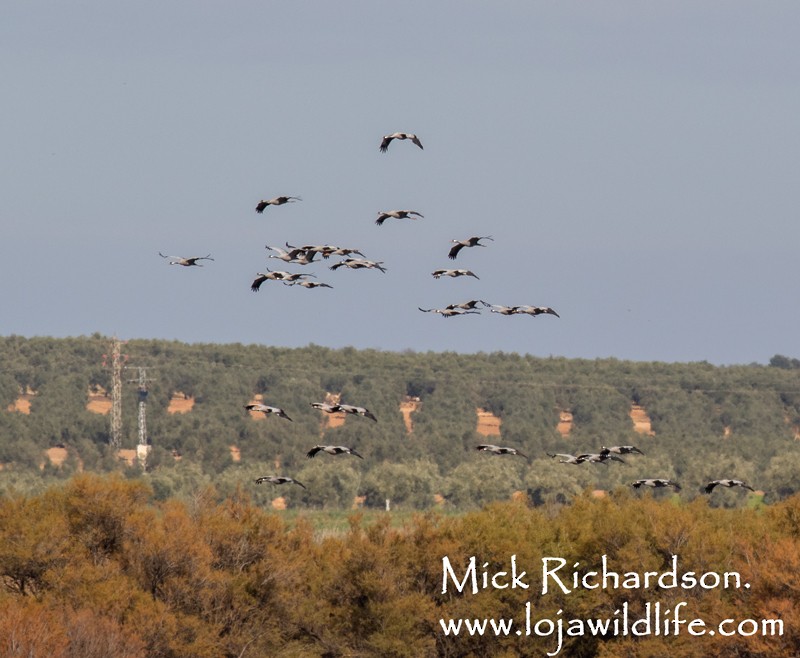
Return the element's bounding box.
[128,367,156,469]
[108,337,123,448]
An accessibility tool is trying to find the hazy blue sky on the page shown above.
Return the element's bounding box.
[3,2,798,365]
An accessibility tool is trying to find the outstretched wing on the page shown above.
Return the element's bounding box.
[379,135,393,152]
[306,446,323,459]
[448,243,464,260]
[255,200,268,213]
[251,274,268,292]
[410,134,423,149]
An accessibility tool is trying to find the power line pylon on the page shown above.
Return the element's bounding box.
[127,367,156,470]
[103,337,126,448]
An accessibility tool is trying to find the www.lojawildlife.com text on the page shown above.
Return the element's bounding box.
[438,554,783,656]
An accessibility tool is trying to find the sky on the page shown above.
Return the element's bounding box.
[2,2,799,365]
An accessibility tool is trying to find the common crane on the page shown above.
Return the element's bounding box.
[285,280,333,289]
[243,403,292,421]
[265,245,317,265]
[703,479,755,494]
[488,305,520,316]
[601,445,644,456]
[432,269,479,280]
[445,300,489,310]
[513,305,561,318]
[251,270,315,291]
[547,453,585,465]
[631,478,681,491]
[379,132,423,152]
[418,307,479,317]
[576,453,625,465]
[476,444,528,458]
[284,243,366,260]
[310,402,343,414]
[254,475,306,489]
[306,445,364,459]
[159,253,214,267]
[255,196,301,213]
[375,210,424,226]
[330,258,387,273]
[335,404,377,422]
[448,236,494,260]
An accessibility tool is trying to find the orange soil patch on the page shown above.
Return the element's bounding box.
[476,408,501,436]
[434,493,446,506]
[271,497,287,510]
[400,396,420,433]
[117,449,137,467]
[511,490,527,503]
[629,404,655,436]
[46,446,68,467]
[230,445,241,462]
[352,495,366,509]
[167,392,195,414]
[86,386,112,415]
[723,426,732,439]
[7,387,36,414]
[556,410,573,437]
[592,489,607,498]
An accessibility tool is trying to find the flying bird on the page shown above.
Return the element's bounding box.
[310,402,343,414]
[254,475,306,489]
[432,269,479,279]
[251,270,315,291]
[446,300,489,310]
[513,306,561,318]
[601,445,644,456]
[335,404,377,421]
[159,253,214,267]
[448,236,494,260]
[703,479,755,494]
[330,258,387,273]
[418,307,479,318]
[547,453,586,465]
[488,304,520,316]
[255,196,301,213]
[379,132,423,152]
[375,210,424,226]
[476,444,528,458]
[631,478,681,491]
[286,280,333,289]
[243,403,292,421]
[576,453,625,465]
[265,245,317,265]
[306,445,364,459]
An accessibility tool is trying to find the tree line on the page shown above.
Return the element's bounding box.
[1,335,799,508]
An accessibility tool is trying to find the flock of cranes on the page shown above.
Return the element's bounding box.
[160,130,756,502]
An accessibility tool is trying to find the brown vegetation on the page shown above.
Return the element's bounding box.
[0,475,793,658]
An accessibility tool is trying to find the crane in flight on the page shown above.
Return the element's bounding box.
[379,132,423,152]
[159,253,214,267]
[255,196,301,213]
[448,236,493,260]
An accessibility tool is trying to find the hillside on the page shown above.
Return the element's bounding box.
[1,335,799,508]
